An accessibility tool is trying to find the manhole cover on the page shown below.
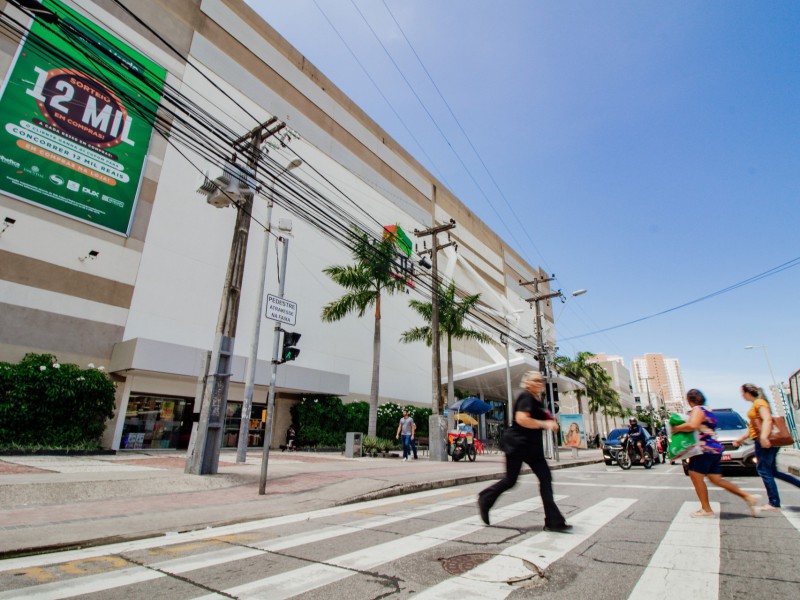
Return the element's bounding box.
[440,553,496,576]
[440,553,541,583]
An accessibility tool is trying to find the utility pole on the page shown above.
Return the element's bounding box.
[522,274,563,461]
[414,218,456,462]
[187,118,285,476]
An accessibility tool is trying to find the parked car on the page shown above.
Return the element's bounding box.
[682,408,756,475]
[603,427,659,465]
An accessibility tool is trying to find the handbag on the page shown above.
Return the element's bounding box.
[752,415,795,447]
[666,413,703,460]
[499,428,526,454]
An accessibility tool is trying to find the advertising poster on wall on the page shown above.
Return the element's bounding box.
[559,413,586,448]
[0,0,166,235]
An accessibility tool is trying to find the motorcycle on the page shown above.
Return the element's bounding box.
[614,433,654,470]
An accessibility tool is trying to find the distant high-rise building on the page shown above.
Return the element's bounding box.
[588,353,635,412]
[631,354,686,414]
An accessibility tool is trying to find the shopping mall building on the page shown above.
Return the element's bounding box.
[0,0,564,451]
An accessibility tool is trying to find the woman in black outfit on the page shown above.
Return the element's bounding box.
[478,370,571,532]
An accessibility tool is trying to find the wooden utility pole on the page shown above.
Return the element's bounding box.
[521,274,563,461]
[414,218,456,462]
[187,118,285,475]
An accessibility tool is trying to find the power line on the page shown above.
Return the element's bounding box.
[562,255,800,341]
[1,3,543,352]
[379,0,553,273]
[310,0,451,187]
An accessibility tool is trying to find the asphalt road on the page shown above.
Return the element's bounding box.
[1,462,798,599]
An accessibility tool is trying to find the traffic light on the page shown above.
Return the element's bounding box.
[280,331,301,364]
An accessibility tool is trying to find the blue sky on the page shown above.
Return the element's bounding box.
[248,1,799,415]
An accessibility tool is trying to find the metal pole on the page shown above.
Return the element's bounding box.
[259,235,290,494]
[503,334,513,427]
[237,160,300,463]
[237,204,271,463]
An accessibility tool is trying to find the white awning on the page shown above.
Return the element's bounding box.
[449,355,585,400]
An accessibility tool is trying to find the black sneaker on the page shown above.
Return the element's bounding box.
[543,523,573,533]
[477,499,490,525]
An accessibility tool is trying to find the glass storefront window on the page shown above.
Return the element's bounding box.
[121,394,193,450]
[223,403,266,448]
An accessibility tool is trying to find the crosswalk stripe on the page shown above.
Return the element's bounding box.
[0,567,162,600]
[558,481,765,491]
[0,492,476,599]
[783,505,800,532]
[209,496,560,600]
[0,487,458,573]
[628,501,721,600]
[413,497,638,599]
[154,494,476,573]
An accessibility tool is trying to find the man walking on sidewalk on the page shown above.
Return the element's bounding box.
[396,408,417,461]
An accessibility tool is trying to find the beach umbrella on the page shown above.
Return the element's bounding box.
[448,397,492,415]
[456,414,478,426]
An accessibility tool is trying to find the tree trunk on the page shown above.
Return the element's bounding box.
[368,291,381,437]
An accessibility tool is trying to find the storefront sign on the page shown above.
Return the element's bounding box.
[0,0,166,235]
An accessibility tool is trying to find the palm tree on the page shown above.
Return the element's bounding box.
[400,282,492,410]
[555,351,623,435]
[553,351,594,416]
[321,228,408,437]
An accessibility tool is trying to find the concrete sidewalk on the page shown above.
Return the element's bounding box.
[0,447,602,558]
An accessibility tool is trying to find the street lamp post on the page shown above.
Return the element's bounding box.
[237,158,302,463]
[744,345,799,449]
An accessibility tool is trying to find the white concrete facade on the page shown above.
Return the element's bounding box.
[0,0,549,449]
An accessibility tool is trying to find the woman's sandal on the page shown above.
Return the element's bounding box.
[690,509,715,518]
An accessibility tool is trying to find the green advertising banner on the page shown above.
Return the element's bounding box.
[0,0,166,235]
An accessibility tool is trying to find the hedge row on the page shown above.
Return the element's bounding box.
[290,396,432,447]
[0,354,116,448]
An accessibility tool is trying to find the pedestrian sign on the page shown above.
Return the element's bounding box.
[266,294,297,326]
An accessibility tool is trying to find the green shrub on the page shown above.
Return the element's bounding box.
[290,396,348,447]
[363,435,380,455]
[377,437,397,452]
[0,354,116,448]
[289,396,431,449]
[343,401,369,434]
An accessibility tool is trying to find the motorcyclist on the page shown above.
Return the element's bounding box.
[656,426,668,461]
[627,418,646,460]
